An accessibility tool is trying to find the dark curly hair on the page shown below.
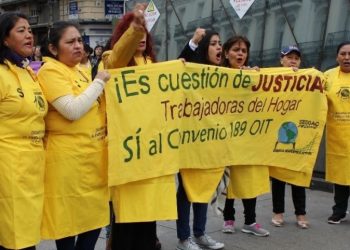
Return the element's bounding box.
[221,36,251,68]
[109,12,156,66]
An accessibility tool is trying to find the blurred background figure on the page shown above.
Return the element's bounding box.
[91,45,103,68]
[30,45,43,73]
[80,43,93,78]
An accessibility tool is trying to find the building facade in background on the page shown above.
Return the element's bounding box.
[130,0,349,72]
[0,0,117,48]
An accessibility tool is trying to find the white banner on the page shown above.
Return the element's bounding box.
[229,0,255,19]
[145,0,160,32]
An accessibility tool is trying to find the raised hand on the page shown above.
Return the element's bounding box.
[191,28,206,45]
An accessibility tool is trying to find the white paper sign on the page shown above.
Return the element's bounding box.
[144,0,160,32]
[229,0,255,19]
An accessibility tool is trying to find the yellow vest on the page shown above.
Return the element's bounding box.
[269,166,312,187]
[38,57,109,239]
[325,67,350,185]
[0,60,47,249]
[180,168,225,202]
[227,165,270,199]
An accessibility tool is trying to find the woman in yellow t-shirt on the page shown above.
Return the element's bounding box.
[325,41,350,224]
[37,21,110,250]
[102,5,176,250]
[0,12,47,250]
[221,36,270,237]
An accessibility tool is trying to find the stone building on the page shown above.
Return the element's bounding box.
[0,0,114,48]
[133,0,350,72]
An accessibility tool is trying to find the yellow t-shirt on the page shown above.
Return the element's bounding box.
[38,57,109,239]
[325,67,350,185]
[0,60,47,249]
[78,60,92,82]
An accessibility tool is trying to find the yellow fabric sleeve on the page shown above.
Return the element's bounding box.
[102,25,145,69]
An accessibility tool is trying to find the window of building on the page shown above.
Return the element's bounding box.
[275,17,286,48]
[178,7,186,20]
[313,7,327,41]
[254,20,263,51]
[30,9,38,17]
[196,2,205,19]
[240,26,248,37]
[287,15,296,31]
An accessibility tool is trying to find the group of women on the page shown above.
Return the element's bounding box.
[1,2,350,250]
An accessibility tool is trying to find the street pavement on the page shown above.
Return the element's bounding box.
[38,187,350,250]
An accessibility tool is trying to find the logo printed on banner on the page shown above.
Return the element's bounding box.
[275,121,298,150]
[273,121,319,155]
[145,0,160,32]
[298,120,319,129]
[229,0,256,19]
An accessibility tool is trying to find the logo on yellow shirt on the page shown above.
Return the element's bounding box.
[336,87,350,101]
[33,91,46,111]
[17,87,24,98]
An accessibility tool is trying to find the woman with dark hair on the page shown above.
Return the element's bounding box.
[176,28,225,250]
[0,12,47,250]
[221,36,270,237]
[91,44,105,80]
[103,4,174,250]
[325,41,350,224]
[37,20,110,250]
[91,45,103,67]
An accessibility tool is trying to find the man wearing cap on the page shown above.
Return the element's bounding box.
[269,45,309,229]
[280,45,301,70]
